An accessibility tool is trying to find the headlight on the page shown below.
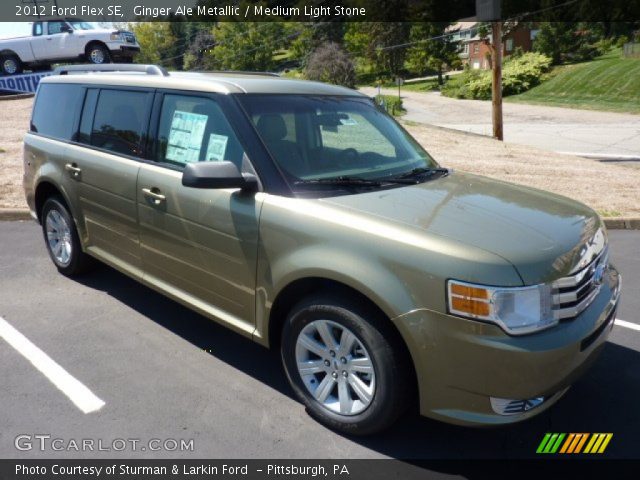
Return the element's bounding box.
[447,280,555,335]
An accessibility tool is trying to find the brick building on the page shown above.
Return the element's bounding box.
[448,21,538,70]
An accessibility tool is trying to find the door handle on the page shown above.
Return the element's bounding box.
[142,188,166,203]
[64,163,82,178]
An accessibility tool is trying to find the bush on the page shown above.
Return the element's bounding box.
[374,95,405,116]
[441,52,552,100]
[305,42,356,89]
[616,35,630,49]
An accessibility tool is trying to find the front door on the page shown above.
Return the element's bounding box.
[137,93,262,335]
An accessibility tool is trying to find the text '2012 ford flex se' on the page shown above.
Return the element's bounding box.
[23,64,621,435]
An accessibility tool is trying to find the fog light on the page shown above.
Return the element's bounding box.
[490,396,545,415]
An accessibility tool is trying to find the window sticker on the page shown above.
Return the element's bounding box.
[166,110,208,163]
[205,134,229,162]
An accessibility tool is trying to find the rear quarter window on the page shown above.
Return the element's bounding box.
[31,84,84,141]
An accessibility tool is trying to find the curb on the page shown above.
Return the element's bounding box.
[0,93,35,101]
[0,208,32,221]
[603,218,640,230]
[1,209,638,229]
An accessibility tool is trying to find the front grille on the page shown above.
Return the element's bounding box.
[551,248,608,320]
[123,33,136,44]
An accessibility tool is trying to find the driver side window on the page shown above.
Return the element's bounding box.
[47,22,68,35]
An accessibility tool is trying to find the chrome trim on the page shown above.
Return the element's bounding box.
[490,396,545,415]
[552,247,609,320]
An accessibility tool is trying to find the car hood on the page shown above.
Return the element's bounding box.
[319,172,605,285]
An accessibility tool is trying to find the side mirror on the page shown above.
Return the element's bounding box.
[182,161,258,192]
[61,25,73,34]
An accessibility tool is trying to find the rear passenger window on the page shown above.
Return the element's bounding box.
[91,90,149,157]
[155,95,244,168]
[31,84,83,141]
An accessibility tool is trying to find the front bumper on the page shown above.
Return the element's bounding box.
[393,265,621,426]
[107,44,140,58]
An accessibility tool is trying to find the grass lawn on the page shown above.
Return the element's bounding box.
[507,49,640,114]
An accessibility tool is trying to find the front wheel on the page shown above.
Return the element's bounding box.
[41,197,95,276]
[281,296,411,435]
[86,44,111,65]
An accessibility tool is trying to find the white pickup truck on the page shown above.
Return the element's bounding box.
[0,18,140,75]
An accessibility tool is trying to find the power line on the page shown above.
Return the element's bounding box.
[378,0,582,52]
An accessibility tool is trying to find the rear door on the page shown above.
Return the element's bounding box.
[66,87,153,273]
[136,92,262,335]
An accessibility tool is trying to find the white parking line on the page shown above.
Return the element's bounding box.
[0,316,105,414]
[615,319,640,332]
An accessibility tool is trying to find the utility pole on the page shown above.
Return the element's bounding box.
[476,0,503,141]
[491,21,503,140]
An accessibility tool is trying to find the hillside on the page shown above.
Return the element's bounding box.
[507,49,640,114]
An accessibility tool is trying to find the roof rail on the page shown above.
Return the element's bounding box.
[196,70,280,77]
[52,64,170,77]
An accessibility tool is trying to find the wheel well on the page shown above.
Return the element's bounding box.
[35,181,64,223]
[85,41,108,55]
[268,277,418,404]
[0,50,21,61]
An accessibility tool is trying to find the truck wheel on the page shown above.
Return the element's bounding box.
[1,55,22,75]
[281,295,411,435]
[86,44,111,65]
[41,196,95,276]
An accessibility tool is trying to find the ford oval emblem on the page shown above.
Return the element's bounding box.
[594,264,607,286]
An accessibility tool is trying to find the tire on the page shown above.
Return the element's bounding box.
[1,55,22,75]
[41,196,95,276]
[281,295,411,435]
[86,44,111,65]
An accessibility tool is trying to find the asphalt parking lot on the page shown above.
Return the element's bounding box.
[0,221,638,461]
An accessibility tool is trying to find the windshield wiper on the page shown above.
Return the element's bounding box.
[294,176,383,187]
[387,167,450,183]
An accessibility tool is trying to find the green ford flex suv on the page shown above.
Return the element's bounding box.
[24,64,621,435]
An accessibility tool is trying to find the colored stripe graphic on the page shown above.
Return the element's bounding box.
[537,433,613,454]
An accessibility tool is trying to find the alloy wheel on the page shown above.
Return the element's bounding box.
[295,319,376,415]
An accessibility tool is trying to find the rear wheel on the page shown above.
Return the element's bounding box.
[1,55,22,75]
[281,295,410,435]
[41,196,94,276]
[86,44,111,65]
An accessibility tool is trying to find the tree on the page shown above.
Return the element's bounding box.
[533,22,603,64]
[129,23,177,66]
[207,22,284,71]
[183,29,215,71]
[344,22,410,79]
[305,42,356,88]
[406,22,460,84]
[289,22,346,66]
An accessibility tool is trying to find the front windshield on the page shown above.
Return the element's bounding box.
[238,95,439,190]
[67,20,94,30]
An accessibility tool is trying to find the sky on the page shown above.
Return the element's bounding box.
[0,23,33,39]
